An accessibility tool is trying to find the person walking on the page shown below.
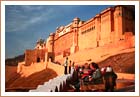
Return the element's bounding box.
[64,57,68,74]
[104,65,117,92]
[69,60,72,74]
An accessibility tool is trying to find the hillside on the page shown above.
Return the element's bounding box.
[5,54,25,66]
[98,51,135,74]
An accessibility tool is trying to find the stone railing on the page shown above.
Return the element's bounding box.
[17,62,47,77]
[29,67,74,92]
[47,61,64,76]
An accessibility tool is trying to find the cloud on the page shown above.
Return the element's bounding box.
[21,5,44,11]
[5,5,81,33]
[5,6,52,32]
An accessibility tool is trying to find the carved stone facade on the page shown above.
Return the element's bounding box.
[25,5,135,65]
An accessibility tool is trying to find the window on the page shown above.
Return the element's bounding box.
[37,57,40,62]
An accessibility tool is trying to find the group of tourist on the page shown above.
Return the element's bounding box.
[63,57,117,92]
[63,57,74,74]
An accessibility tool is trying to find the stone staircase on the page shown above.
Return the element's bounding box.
[29,68,74,92]
[29,67,135,92]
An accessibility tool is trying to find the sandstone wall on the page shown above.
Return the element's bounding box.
[54,32,73,56]
[47,62,64,76]
[25,49,45,66]
[79,19,97,50]
[17,61,64,77]
[55,39,135,65]
[17,62,47,77]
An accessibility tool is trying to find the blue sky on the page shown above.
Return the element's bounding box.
[5,5,113,59]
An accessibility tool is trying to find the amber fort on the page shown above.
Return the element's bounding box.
[24,5,135,66]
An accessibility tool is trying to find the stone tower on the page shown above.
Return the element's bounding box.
[114,6,124,41]
[45,33,55,62]
[71,17,80,53]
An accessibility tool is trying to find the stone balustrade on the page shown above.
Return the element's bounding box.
[29,67,74,92]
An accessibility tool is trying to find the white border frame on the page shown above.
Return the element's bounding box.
[1,1,139,96]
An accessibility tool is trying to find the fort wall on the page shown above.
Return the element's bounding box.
[25,49,46,66]
[24,5,135,66]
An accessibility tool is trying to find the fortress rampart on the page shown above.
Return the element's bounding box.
[25,5,135,65]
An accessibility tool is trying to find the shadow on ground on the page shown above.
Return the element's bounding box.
[6,68,57,92]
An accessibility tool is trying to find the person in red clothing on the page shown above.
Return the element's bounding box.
[81,63,93,82]
[69,63,93,91]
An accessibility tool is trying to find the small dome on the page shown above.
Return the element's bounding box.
[56,27,59,30]
[59,26,65,31]
[50,33,54,36]
[73,17,80,21]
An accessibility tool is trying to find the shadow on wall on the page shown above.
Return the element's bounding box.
[5,68,58,92]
